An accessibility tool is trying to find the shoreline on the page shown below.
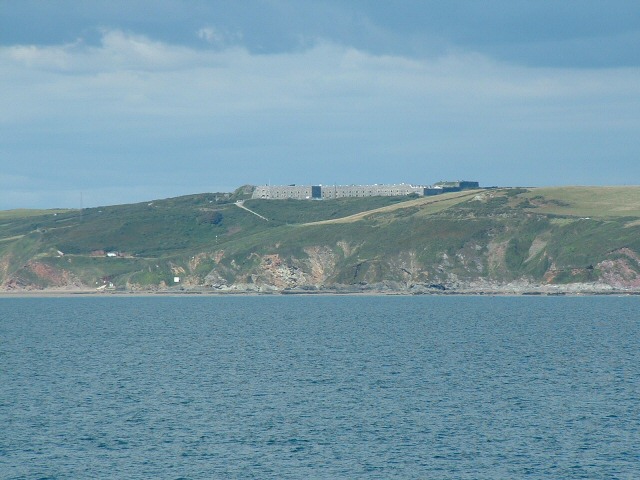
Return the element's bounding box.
[1,288,639,298]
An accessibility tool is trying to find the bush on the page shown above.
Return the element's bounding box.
[198,211,223,225]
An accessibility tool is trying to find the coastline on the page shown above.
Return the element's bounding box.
[2,286,639,298]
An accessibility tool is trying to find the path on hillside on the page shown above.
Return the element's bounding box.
[235,201,269,221]
[301,190,482,226]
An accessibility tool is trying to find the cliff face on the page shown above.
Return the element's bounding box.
[2,187,640,293]
[196,242,640,294]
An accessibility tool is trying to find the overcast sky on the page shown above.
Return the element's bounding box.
[2,0,639,209]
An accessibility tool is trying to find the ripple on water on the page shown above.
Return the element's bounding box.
[1,295,639,479]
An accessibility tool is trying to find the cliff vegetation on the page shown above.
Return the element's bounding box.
[1,186,640,294]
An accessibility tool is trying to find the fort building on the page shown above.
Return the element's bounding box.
[252,181,479,200]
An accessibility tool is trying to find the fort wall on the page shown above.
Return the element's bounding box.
[251,181,479,200]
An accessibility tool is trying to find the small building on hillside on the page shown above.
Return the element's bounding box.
[425,181,480,196]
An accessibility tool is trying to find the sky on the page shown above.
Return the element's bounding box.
[1,0,639,209]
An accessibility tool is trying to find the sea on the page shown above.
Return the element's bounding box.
[1,295,639,479]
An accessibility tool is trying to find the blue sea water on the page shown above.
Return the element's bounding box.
[1,295,639,479]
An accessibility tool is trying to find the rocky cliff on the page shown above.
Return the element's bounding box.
[1,187,639,294]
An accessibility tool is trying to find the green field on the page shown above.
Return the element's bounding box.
[0,209,71,220]
[522,186,640,218]
[2,186,639,290]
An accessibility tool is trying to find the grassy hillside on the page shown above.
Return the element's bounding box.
[205,187,640,288]
[521,186,640,218]
[0,209,71,220]
[1,187,639,292]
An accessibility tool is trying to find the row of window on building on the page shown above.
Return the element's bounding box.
[252,181,479,200]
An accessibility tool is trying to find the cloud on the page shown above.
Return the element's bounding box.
[6,30,203,73]
[197,26,221,44]
[196,26,243,48]
[2,1,639,67]
[3,30,638,114]
[1,29,639,208]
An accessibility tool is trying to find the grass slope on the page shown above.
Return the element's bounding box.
[1,187,639,289]
[207,187,640,287]
[522,186,640,218]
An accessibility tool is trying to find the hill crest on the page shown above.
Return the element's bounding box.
[1,186,639,294]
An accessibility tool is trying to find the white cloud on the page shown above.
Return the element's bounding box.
[1,29,639,208]
[1,30,203,74]
[2,30,638,110]
[197,26,243,47]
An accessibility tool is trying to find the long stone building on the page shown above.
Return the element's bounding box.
[251,181,479,200]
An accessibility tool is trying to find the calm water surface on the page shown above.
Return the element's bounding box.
[1,296,639,479]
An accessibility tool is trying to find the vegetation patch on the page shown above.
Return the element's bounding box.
[2,187,640,291]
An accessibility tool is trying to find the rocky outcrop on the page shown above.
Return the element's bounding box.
[2,187,640,295]
[195,244,640,295]
[2,260,86,291]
